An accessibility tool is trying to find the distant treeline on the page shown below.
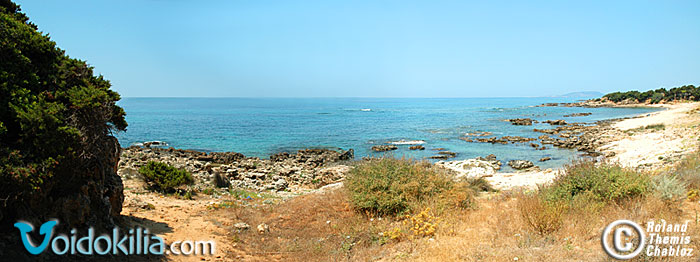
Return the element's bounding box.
[601,84,699,104]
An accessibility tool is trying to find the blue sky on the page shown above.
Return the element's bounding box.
[14,0,700,97]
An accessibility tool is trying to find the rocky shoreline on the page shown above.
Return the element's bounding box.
[118,101,690,193]
[118,114,622,193]
[118,146,354,193]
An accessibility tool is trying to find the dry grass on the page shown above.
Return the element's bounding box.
[406,195,700,262]
[209,187,700,261]
[203,156,700,261]
[675,151,700,189]
[518,192,566,235]
[213,189,396,261]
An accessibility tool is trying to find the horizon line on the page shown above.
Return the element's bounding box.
[120,95,600,99]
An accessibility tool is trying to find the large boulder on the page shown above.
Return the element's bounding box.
[476,154,502,169]
[507,160,535,170]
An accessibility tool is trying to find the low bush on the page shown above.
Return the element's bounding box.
[520,161,651,235]
[544,161,650,204]
[345,158,486,216]
[345,158,452,215]
[139,161,193,192]
[674,151,700,189]
[517,193,566,235]
[626,124,665,135]
[651,174,686,202]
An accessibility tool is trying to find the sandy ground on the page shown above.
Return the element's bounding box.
[121,179,241,261]
[600,102,700,169]
[484,168,558,190]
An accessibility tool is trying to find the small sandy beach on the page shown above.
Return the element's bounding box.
[601,102,700,169]
[484,102,700,190]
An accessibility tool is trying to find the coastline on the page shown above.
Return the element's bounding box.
[118,101,700,192]
[475,102,700,189]
[116,101,700,261]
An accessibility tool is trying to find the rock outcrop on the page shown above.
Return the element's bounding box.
[507,118,534,126]
[543,119,567,125]
[409,145,426,150]
[507,160,535,170]
[371,145,398,152]
[119,146,354,192]
[475,154,502,169]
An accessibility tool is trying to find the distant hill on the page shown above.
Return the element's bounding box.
[554,91,604,98]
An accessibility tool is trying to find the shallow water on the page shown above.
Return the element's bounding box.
[116,97,659,170]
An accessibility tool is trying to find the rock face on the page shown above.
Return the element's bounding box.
[371,145,398,152]
[507,160,535,170]
[508,118,534,126]
[6,137,124,233]
[119,146,354,191]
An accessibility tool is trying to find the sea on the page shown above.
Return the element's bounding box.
[115,97,660,170]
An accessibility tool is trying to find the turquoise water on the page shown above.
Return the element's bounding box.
[115,98,659,169]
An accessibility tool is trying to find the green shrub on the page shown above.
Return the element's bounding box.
[518,161,650,234]
[651,174,686,202]
[139,161,193,192]
[544,161,650,204]
[345,158,455,216]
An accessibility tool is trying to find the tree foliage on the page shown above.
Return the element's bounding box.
[602,84,700,103]
[0,0,126,202]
